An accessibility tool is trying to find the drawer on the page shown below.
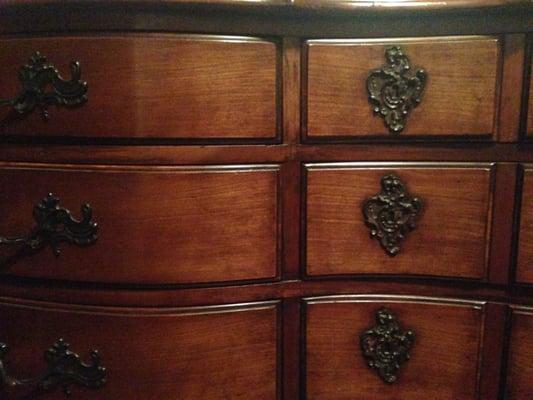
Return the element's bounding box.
[304,296,484,400]
[305,163,493,279]
[305,36,501,141]
[0,163,280,285]
[517,166,533,284]
[0,299,279,399]
[505,306,533,400]
[0,35,279,141]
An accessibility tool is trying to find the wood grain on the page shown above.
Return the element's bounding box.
[0,35,278,140]
[0,299,279,400]
[0,163,280,284]
[305,37,501,139]
[305,163,493,279]
[505,307,533,400]
[305,296,484,400]
[527,48,533,136]
[498,34,525,142]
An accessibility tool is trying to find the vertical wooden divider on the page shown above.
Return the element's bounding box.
[281,37,302,400]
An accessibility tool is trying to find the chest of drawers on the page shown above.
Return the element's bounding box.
[0,1,531,399]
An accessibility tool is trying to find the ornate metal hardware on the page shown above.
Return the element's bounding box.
[362,174,422,256]
[0,52,88,120]
[360,308,415,384]
[0,339,106,396]
[0,193,98,257]
[367,46,427,134]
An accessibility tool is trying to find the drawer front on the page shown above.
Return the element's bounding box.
[517,166,533,283]
[305,163,493,279]
[0,35,278,141]
[0,299,279,400]
[305,36,500,140]
[305,296,484,400]
[506,307,533,400]
[0,164,279,284]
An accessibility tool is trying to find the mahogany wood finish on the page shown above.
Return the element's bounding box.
[0,2,531,400]
[505,306,533,400]
[0,36,279,141]
[0,163,280,284]
[517,166,533,283]
[305,163,493,279]
[304,296,485,400]
[0,299,280,400]
[305,37,500,140]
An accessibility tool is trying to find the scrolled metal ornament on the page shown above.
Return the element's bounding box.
[0,339,107,396]
[0,51,88,120]
[362,174,422,256]
[360,308,415,384]
[367,46,427,134]
[0,193,98,257]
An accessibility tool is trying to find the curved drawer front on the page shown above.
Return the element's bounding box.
[305,163,493,279]
[506,306,533,400]
[304,296,484,400]
[0,163,279,284]
[0,299,279,400]
[0,35,279,141]
[305,36,500,141]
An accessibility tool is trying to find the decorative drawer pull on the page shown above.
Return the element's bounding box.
[0,52,88,120]
[0,193,98,257]
[360,308,415,384]
[0,339,106,396]
[367,46,427,134]
[362,174,422,256]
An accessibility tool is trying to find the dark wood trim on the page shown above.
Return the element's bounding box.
[498,34,526,142]
[281,160,301,280]
[478,302,508,400]
[488,163,518,284]
[0,5,530,37]
[519,34,532,141]
[281,298,300,400]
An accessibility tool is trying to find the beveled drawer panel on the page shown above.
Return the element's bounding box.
[305,163,493,279]
[506,306,533,400]
[305,36,500,140]
[0,35,279,141]
[305,296,484,400]
[0,299,279,400]
[517,166,533,283]
[0,163,279,284]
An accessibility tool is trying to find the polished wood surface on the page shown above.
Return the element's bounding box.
[505,307,533,400]
[0,163,279,284]
[0,36,278,141]
[305,163,493,279]
[517,166,533,283]
[527,52,533,136]
[305,296,484,400]
[0,299,279,400]
[305,37,500,140]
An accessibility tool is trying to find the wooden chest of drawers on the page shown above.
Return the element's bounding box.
[0,1,531,399]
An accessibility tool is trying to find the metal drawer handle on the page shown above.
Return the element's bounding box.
[0,52,88,120]
[0,339,107,396]
[360,308,415,383]
[367,46,427,134]
[0,193,98,257]
[362,174,422,256]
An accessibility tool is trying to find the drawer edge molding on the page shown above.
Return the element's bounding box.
[0,338,106,396]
